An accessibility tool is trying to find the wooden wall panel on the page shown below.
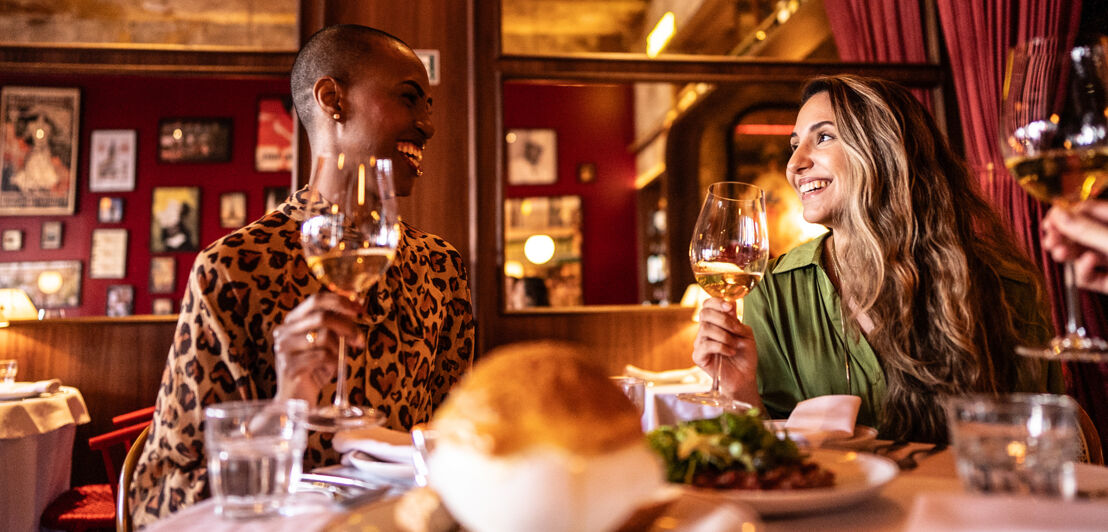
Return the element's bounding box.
[0,317,176,484]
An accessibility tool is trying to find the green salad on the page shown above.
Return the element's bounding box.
[647,410,807,486]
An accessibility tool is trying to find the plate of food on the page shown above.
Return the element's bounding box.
[648,412,897,516]
[766,419,880,451]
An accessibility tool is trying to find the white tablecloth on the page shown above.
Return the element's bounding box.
[0,386,90,532]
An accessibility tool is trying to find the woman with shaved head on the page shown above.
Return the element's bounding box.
[129,25,474,525]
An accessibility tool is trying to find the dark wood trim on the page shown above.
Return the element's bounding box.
[0,44,295,77]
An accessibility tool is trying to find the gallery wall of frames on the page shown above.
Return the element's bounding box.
[0,73,293,317]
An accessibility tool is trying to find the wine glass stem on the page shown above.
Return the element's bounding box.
[710,298,739,395]
[1063,261,1088,338]
[334,335,348,410]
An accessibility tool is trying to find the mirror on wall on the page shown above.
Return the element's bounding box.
[504,195,583,309]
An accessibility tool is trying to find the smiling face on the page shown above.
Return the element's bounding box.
[335,39,435,197]
[787,91,849,228]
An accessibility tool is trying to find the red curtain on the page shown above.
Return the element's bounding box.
[823,0,932,106]
[935,0,1107,453]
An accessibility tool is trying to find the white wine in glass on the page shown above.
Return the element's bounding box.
[679,181,769,410]
[300,153,400,431]
[1001,37,1108,361]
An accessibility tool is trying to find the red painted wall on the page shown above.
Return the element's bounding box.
[0,73,291,316]
[503,82,640,305]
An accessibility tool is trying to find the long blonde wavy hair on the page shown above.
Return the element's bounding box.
[804,75,1047,442]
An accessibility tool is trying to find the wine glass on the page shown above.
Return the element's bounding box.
[679,181,769,410]
[1000,37,1108,361]
[300,153,400,430]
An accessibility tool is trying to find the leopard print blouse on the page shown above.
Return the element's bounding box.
[129,188,475,527]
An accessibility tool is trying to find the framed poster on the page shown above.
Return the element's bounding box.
[89,129,136,192]
[158,118,232,163]
[105,284,134,317]
[40,221,62,249]
[152,297,174,315]
[220,192,247,228]
[2,230,22,251]
[255,96,294,172]
[89,228,128,279]
[0,87,80,215]
[150,187,200,252]
[149,256,176,293]
[0,260,81,308]
[506,128,557,185]
[97,197,124,223]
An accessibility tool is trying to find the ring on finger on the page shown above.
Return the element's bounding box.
[306,330,317,344]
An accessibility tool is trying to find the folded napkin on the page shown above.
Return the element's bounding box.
[624,365,711,386]
[0,379,61,400]
[332,426,414,463]
[904,493,1105,531]
[783,395,860,448]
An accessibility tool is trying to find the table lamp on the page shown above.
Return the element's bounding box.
[0,288,38,327]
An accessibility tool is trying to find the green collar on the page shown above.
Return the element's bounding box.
[772,232,830,274]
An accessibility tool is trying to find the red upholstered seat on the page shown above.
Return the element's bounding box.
[40,484,115,531]
[40,407,153,532]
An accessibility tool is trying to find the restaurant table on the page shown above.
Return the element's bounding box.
[0,386,90,532]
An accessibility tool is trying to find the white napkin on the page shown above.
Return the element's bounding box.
[904,493,1106,531]
[0,379,61,400]
[783,395,860,448]
[332,425,414,463]
[624,365,711,386]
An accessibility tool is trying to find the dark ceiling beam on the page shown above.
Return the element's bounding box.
[0,44,294,77]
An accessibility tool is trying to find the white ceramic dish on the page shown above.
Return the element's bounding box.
[333,426,415,463]
[345,450,416,481]
[768,420,879,451]
[693,448,898,516]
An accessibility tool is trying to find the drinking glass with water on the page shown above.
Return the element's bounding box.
[945,394,1081,499]
[204,399,309,518]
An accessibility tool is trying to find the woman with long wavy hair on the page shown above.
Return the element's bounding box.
[693,75,1062,443]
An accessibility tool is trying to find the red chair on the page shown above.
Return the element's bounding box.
[40,410,153,532]
[111,406,154,428]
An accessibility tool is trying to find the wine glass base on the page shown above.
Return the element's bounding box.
[305,405,386,432]
[1016,335,1108,363]
[675,391,755,413]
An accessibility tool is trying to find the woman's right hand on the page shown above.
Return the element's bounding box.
[692,297,763,409]
[1042,201,1108,295]
[272,293,367,403]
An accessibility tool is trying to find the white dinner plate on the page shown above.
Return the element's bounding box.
[333,426,415,463]
[767,420,879,451]
[690,449,898,516]
[325,488,766,532]
[345,450,416,481]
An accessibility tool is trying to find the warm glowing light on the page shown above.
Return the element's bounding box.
[504,260,524,278]
[755,30,767,40]
[646,11,676,58]
[357,164,366,205]
[172,128,183,140]
[37,271,63,295]
[735,124,794,136]
[1006,440,1027,463]
[1049,113,1060,124]
[35,128,45,140]
[505,132,517,143]
[520,198,533,217]
[523,234,555,265]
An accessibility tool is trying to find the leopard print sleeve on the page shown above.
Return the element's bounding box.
[431,238,476,409]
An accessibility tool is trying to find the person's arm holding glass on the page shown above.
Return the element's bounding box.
[1042,201,1108,295]
[693,74,1060,443]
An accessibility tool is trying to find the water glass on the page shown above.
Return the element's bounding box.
[945,394,1081,498]
[411,424,436,488]
[609,376,646,416]
[204,399,309,519]
[0,359,17,385]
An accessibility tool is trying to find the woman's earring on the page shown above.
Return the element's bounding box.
[332,112,341,120]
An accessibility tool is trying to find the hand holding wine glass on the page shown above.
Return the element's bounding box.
[681,182,769,410]
[1000,37,1108,361]
[299,153,400,430]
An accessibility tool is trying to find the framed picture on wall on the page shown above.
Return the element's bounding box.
[89,228,128,279]
[41,221,62,249]
[255,96,294,172]
[220,192,247,228]
[97,197,124,223]
[105,284,134,317]
[150,187,200,252]
[89,129,137,192]
[0,260,82,308]
[152,297,174,315]
[0,87,80,215]
[2,230,22,251]
[149,256,176,293]
[506,128,557,185]
[157,117,232,163]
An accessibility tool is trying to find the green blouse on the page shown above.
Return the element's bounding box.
[744,232,1062,430]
